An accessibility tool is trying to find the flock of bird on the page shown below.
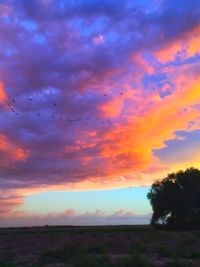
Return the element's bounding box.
[3,92,126,127]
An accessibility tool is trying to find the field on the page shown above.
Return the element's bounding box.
[0,225,200,267]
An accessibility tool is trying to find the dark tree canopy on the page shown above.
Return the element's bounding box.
[147,168,200,229]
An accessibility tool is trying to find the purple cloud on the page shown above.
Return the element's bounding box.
[0,0,200,200]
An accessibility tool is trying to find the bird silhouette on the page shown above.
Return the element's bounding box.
[3,93,120,130]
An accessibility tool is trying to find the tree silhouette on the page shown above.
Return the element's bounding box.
[147,168,200,229]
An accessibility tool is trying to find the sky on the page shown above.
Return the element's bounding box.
[0,0,200,226]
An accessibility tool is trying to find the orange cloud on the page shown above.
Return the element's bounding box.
[55,72,200,190]
[14,148,30,161]
[186,26,200,57]
[0,134,7,150]
[154,43,182,63]
[0,193,23,218]
[0,134,29,164]
[131,54,154,75]
[100,97,124,117]
[89,74,200,184]
[154,25,200,63]
[0,81,7,103]
[33,71,198,193]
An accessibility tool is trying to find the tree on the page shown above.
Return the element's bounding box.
[147,168,200,229]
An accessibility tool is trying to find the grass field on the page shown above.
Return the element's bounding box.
[0,225,200,267]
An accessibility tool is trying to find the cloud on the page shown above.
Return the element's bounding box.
[0,134,29,168]
[0,207,150,227]
[0,193,23,217]
[92,35,104,45]
[0,0,200,220]
[0,82,7,103]
[154,25,200,63]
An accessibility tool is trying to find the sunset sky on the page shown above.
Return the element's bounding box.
[0,0,200,226]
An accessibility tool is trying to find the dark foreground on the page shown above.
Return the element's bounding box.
[0,225,200,267]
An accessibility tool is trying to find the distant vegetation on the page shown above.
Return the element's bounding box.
[147,168,200,230]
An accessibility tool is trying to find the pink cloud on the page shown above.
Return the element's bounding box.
[0,206,150,227]
[92,34,104,45]
[0,82,7,103]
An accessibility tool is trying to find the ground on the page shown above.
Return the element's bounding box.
[0,225,200,267]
